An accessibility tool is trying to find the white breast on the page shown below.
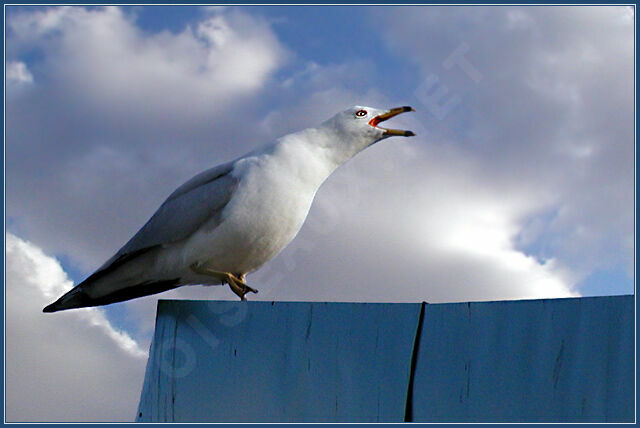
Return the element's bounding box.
[180,134,337,275]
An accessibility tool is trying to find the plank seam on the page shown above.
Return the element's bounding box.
[404,301,426,422]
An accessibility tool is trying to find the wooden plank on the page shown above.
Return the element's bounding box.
[410,295,634,422]
[136,300,422,422]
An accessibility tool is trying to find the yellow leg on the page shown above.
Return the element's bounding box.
[190,263,258,301]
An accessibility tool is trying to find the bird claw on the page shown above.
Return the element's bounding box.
[190,263,258,300]
[227,274,258,301]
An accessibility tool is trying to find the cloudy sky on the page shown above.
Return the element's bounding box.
[5,5,634,422]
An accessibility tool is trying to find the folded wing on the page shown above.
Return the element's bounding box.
[97,160,240,275]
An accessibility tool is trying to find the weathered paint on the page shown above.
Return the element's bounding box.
[136,295,634,422]
[136,300,421,422]
[410,295,634,422]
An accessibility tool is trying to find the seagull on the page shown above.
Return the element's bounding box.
[43,106,415,312]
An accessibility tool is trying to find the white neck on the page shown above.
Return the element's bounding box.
[264,125,366,193]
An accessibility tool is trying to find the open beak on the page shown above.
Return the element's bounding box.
[369,106,416,137]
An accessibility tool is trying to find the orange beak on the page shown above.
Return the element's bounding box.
[369,106,416,137]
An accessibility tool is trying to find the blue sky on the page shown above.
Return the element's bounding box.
[5,5,634,421]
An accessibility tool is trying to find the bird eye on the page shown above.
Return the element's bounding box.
[355,109,367,118]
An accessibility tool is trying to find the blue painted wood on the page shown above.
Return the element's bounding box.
[136,301,422,422]
[410,295,634,422]
[136,295,634,423]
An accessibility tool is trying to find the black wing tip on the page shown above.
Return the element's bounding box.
[43,279,183,313]
[43,302,59,313]
[42,287,89,313]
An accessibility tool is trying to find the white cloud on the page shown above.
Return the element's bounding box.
[370,6,634,286]
[6,61,33,85]
[8,6,286,118]
[5,233,147,422]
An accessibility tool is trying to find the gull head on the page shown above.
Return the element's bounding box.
[321,105,415,155]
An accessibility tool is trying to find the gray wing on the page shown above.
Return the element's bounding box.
[95,160,239,273]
